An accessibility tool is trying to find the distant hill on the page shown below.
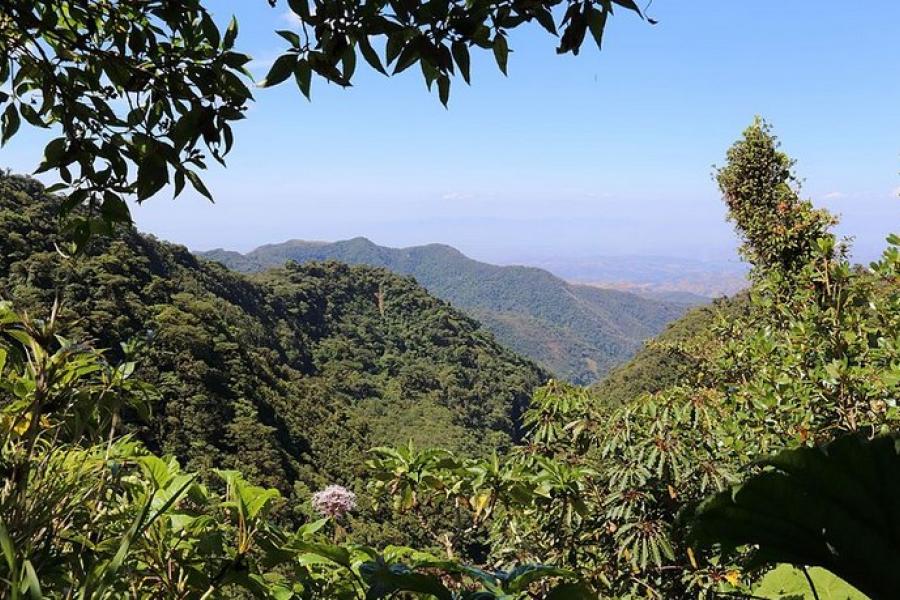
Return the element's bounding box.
[513,254,749,298]
[593,294,750,407]
[617,288,710,307]
[200,238,691,384]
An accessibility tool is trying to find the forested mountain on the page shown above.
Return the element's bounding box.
[201,238,689,384]
[592,293,750,406]
[0,173,546,506]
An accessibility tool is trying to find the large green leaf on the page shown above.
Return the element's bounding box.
[754,565,867,600]
[686,434,900,600]
[359,561,453,600]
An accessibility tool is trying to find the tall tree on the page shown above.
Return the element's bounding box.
[715,117,836,277]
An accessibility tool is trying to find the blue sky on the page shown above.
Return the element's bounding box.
[4,1,899,263]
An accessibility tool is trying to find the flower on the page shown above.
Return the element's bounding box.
[311,484,356,518]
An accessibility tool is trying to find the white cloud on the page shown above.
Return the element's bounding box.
[892,186,900,198]
[822,191,845,200]
[441,192,475,201]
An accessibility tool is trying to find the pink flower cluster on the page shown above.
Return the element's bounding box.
[311,484,357,518]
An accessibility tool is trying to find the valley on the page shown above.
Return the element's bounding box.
[0,3,895,597]
[200,238,692,384]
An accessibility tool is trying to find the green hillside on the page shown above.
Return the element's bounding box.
[0,174,546,504]
[201,237,690,384]
[592,293,750,406]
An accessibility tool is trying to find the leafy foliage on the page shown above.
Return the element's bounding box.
[0,0,253,244]
[0,302,587,598]
[257,0,647,105]
[0,0,645,236]
[687,435,897,600]
[363,122,900,598]
[0,172,546,547]
[716,117,837,277]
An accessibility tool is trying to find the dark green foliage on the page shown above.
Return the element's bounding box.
[686,434,896,600]
[253,0,645,105]
[366,121,900,598]
[1,0,253,243]
[0,305,583,598]
[0,172,546,521]
[716,118,836,277]
[593,294,750,406]
[1,0,644,234]
[201,237,688,384]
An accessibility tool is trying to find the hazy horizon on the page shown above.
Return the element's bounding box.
[3,1,898,265]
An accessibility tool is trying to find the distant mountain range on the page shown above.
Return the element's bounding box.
[511,255,749,298]
[199,238,693,384]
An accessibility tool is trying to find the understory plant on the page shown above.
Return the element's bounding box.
[0,300,589,598]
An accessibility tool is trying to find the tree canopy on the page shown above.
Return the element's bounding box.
[0,0,647,243]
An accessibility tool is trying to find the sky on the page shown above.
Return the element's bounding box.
[4,1,899,264]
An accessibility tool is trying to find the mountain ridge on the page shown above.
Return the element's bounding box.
[0,175,546,514]
[200,237,692,384]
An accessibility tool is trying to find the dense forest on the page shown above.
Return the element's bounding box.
[1,1,898,598]
[2,120,898,599]
[201,238,688,384]
[0,173,547,524]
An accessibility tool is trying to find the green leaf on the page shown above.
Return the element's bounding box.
[1,104,20,145]
[200,12,221,49]
[136,152,168,201]
[298,518,329,537]
[139,455,175,488]
[342,45,357,81]
[260,53,298,88]
[386,34,405,66]
[42,137,67,167]
[754,565,867,600]
[23,561,42,600]
[185,170,213,202]
[0,518,17,573]
[451,41,470,84]
[224,16,239,49]
[244,486,281,520]
[287,0,311,19]
[288,540,351,568]
[611,0,643,14]
[294,60,312,99]
[686,434,900,600]
[505,565,575,592]
[277,30,302,48]
[101,193,132,224]
[17,103,45,128]
[359,561,453,600]
[393,40,421,75]
[437,76,450,107]
[533,9,558,35]
[588,6,609,50]
[103,493,153,587]
[545,582,596,599]
[358,36,387,75]
[493,35,509,75]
